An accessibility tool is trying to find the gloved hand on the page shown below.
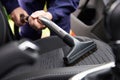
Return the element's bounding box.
[10,7,29,26]
[28,10,53,30]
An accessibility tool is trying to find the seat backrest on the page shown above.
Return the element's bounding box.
[0,1,15,46]
[0,2,7,46]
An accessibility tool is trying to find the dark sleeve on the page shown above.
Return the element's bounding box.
[1,0,19,14]
[47,0,79,21]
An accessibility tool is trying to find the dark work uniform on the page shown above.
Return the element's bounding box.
[1,0,79,40]
[1,0,19,14]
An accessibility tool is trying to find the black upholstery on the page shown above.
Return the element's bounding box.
[2,36,114,80]
[0,2,7,46]
[105,0,120,41]
[0,2,15,46]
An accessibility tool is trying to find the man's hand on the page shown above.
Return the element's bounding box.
[10,7,29,26]
[28,10,53,30]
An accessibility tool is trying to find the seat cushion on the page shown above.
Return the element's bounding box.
[2,36,114,80]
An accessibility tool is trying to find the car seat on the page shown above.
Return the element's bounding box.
[0,2,15,46]
[0,35,114,80]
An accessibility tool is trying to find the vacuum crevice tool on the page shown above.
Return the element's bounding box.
[39,17,97,65]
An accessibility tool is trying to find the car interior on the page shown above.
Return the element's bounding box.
[0,0,120,80]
